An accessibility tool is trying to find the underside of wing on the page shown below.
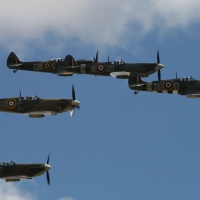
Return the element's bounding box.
[57,71,74,76]
[184,91,200,98]
[24,111,57,118]
[110,71,130,79]
[5,176,32,182]
[186,93,200,98]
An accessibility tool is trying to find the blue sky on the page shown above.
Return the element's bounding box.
[1,1,200,200]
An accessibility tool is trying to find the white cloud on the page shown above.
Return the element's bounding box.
[0,182,36,200]
[0,0,200,51]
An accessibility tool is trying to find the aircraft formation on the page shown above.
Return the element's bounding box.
[2,49,199,184]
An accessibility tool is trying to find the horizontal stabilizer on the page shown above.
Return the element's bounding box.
[65,66,80,69]
[8,63,22,67]
[128,71,145,88]
[129,83,145,87]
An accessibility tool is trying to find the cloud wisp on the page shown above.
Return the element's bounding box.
[0,0,200,52]
[0,182,36,200]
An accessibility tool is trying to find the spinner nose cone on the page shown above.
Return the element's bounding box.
[45,164,51,171]
[72,100,81,106]
[157,63,164,70]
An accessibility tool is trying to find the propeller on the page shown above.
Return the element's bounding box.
[176,71,178,79]
[108,55,110,62]
[93,51,98,63]
[70,85,80,118]
[19,89,21,98]
[157,50,161,81]
[46,153,51,185]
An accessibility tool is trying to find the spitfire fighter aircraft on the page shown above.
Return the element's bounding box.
[0,85,80,118]
[128,71,200,98]
[7,51,164,78]
[0,154,51,185]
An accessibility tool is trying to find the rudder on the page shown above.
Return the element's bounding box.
[64,55,77,67]
[7,52,21,68]
[128,71,145,87]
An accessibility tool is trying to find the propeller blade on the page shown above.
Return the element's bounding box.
[46,170,50,185]
[46,153,50,185]
[157,50,160,64]
[95,51,98,63]
[157,50,161,80]
[176,71,177,79]
[72,85,75,100]
[47,153,50,165]
[158,69,161,81]
[70,106,75,118]
[108,55,109,62]
[70,85,80,117]
[19,89,21,98]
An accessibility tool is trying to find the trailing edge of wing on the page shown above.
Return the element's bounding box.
[57,72,74,76]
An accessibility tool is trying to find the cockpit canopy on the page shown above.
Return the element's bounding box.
[50,58,63,62]
[180,76,195,82]
[18,95,40,101]
[111,59,125,65]
[0,161,16,166]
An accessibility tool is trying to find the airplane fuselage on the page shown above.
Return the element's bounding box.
[0,164,47,179]
[67,62,159,77]
[129,77,200,97]
[0,98,72,114]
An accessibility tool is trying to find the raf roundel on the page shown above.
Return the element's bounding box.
[96,64,106,73]
[43,62,51,70]
[163,80,174,90]
[6,99,17,109]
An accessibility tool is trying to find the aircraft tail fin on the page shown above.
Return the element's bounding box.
[64,55,77,67]
[7,52,22,68]
[128,71,145,87]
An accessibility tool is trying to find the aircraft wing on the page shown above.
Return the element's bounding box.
[57,71,74,76]
[5,176,31,182]
[186,93,200,98]
[184,91,200,98]
[24,111,57,118]
[110,72,130,79]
